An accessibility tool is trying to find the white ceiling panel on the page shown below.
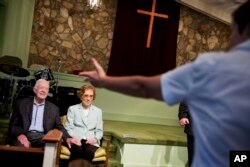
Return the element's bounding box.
[175,0,246,25]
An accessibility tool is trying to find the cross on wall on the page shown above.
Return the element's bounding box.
[137,0,169,48]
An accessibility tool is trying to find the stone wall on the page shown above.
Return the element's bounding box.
[176,5,230,66]
[28,0,117,73]
[28,1,231,74]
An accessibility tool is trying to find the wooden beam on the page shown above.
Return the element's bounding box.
[137,0,169,48]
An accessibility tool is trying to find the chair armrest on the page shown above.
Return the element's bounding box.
[0,145,44,154]
[43,129,62,142]
[102,136,111,152]
[102,136,111,167]
[42,129,63,167]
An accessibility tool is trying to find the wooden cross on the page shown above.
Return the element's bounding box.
[137,0,169,48]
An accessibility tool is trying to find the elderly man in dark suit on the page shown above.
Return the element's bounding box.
[7,79,80,148]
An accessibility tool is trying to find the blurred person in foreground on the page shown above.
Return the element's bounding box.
[78,1,250,167]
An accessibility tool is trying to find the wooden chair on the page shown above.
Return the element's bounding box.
[0,129,62,167]
[59,116,111,167]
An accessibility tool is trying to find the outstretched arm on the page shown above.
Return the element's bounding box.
[78,58,164,101]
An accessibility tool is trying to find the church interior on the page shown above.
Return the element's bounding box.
[0,0,245,166]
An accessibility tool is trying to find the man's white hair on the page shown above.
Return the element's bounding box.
[34,79,49,89]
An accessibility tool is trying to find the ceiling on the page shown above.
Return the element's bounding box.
[176,0,247,25]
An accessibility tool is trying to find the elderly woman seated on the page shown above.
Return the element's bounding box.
[60,85,109,167]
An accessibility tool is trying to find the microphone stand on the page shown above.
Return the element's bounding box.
[6,73,14,117]
[55,59,61,95]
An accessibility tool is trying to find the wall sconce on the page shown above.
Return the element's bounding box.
[87,0,102,10]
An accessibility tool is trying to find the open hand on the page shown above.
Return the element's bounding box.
[17,134,30,148]
[66,137,81,148]
[78,58,106,87]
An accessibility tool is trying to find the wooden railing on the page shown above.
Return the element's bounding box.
[0,129,62,167]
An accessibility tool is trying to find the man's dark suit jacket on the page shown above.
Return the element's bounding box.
[178,102,193,135]
[7,97,71,143]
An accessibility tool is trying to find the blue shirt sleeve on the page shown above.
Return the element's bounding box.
[160,62,194,105]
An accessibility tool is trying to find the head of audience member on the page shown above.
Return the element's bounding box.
[77,85,96,108]
[229,0,250,49]
[33,79,50,103]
